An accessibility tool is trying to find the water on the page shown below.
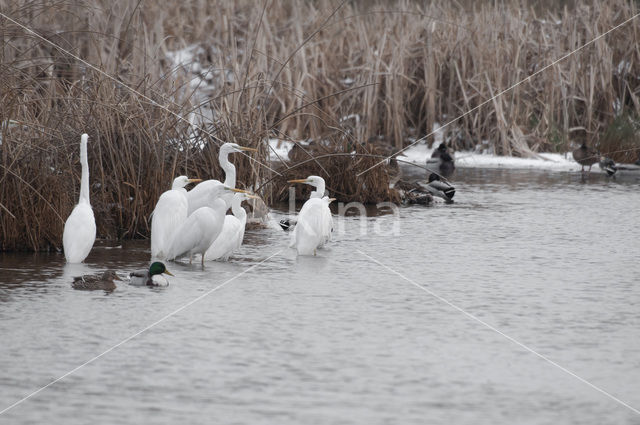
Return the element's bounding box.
[1,168,639,425]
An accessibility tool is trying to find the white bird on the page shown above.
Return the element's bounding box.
[151,175,202,259]
[186,143,257,214]
[288,176,334,256]
[63,134,96,263]
[167,185,247,265]
[204,191,258,261]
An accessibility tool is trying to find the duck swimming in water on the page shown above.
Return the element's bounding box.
[418,173,455,203]
[72,270,121,291]
[129,262,174,286]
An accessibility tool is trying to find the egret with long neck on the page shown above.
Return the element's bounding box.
[63,134,96,263]
[186,143,257,214]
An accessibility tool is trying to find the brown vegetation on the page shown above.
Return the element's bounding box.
[1,0,639,250]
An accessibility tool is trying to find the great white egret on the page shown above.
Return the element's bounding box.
[168,184,248,265]
[63,133,96,263]
[151,175,202,259]
[72,270,121,291]
[204,191,259,261]
[288,176,334,256]
[129,262,174,286]
[186,143,257,214]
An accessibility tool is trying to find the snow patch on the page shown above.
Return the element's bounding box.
[401,143,582,171]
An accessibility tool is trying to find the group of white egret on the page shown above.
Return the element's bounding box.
[62,134,335,274]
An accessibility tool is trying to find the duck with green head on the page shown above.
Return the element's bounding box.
[129,262,174,286]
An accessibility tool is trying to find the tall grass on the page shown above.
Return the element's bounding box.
[1,0,639,250]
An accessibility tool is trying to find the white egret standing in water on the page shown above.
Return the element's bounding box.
[151,175,202,259]
[288,176,334,256]
[167,185,248,265]
[186,143,257,214]
[63,133,96,263]
[204,191,258,261]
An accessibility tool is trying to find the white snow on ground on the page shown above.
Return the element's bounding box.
[401,142,584,172]
[268,139,295,161]
[268,138,589,172]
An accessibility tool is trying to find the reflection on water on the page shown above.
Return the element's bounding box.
[1,168,639,425]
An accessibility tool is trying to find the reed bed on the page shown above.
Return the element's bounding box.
[1,0,639,250]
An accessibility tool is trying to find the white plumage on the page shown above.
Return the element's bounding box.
[186,142,256,214]
[151,176,201,259]
[288,176,334,256]
[63,134,96,263]
[204,192,256,261]
[166,183,231,265]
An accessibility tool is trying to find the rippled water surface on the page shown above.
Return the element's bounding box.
[1,168,639,425]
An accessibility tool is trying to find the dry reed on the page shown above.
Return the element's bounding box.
[1,0,639,250]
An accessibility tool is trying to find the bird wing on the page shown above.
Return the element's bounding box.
[63,202,96,263]
[151,190,188,258]
[204,215,242,261]
[295,198,327,255]
[167,208,221,260]
[185,180,223,215]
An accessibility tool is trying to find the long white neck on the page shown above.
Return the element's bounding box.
[79,134,90,204]
[310,179,325,199]
[231,195,247,224]
[219,148,236,188]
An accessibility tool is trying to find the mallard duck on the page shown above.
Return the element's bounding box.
[598,156,617,176]
[394,179,434,205]
[572,143,599,173]
[72,270,121,291]
[279,217,297,231]
[427,143,455,176]
[418,173,455,203]
[129,262,174,286]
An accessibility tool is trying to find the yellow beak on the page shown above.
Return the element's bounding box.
[227,188,251,193]
[287,179,309,184]
[247,194,260,200]
[164,270,174,276]
[187,178,202,183]
[238,146,258,152]
[328,198,337,203]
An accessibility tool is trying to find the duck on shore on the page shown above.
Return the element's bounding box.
[427,143,455,176]
[572,143,599,173]
[72,270,121,291]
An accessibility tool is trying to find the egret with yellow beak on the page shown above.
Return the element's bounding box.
[186,143,257,214]
[287,176,334,256]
